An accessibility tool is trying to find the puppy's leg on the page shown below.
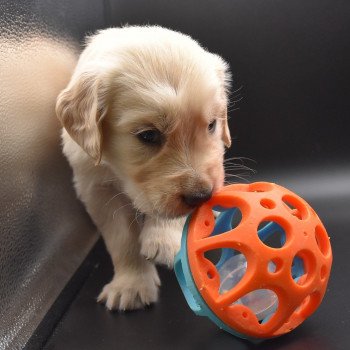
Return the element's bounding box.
[140,216,186,268]
[78,182,160,311]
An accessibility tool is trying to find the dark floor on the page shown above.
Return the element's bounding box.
[39,174,349,350]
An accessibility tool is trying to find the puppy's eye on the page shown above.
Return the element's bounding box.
[208,119,217,134]
[136,129,163,145]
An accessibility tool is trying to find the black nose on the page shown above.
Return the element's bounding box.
[182,190,213,208]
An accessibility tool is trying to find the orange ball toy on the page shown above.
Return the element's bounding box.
[175,182,332,340]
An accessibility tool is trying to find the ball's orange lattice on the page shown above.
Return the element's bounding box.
[187,182,332,338]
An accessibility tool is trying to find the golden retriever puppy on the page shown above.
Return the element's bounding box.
[56,26,231,311]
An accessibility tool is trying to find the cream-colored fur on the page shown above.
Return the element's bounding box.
[56,26,231,310]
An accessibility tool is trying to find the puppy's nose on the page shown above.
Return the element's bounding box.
[182,190,213,208]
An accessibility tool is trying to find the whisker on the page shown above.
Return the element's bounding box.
[113,202,133,220]
[231,85,243,95]
[225,173,251,183]
[104,192,126,207]
[102,178,120,184]
[128,210,144,231]
[225,166,257,174]
[224,163,256,169]
[224,156,257,163]
[232,96,244,104]
[225,163,256,173]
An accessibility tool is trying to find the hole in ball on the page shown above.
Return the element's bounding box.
[260,198,276,209]
[258,221,287,248]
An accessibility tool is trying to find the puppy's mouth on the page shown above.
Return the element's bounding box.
[129,171,223,218]
[161,201,196,219]
[149,203,198,219]
[136,189,214,219]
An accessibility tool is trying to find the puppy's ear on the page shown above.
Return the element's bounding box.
[221,106,232,148]
[56,70,108,164]
[211,54,232,148]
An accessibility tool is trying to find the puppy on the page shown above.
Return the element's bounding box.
[56,26,231,311]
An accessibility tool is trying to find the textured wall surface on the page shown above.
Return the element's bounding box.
[0,1,104,348]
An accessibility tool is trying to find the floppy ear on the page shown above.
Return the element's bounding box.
[221,106,231,148]
[55,70,108,164]
[211,54,232,148]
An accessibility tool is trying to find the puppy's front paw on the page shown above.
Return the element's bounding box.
[97,264,160,311]
[140,226,181,268]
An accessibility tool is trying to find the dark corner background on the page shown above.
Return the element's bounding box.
[0,1,349,350]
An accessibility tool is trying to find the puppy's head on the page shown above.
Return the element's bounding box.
[56,26,231,218]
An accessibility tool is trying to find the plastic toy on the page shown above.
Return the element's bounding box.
[175,182,332,340]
